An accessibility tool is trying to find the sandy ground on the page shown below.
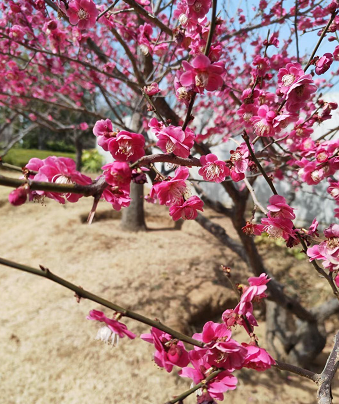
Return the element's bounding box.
[0,175,339,404]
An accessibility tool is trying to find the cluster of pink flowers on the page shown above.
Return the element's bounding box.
[93,119,145,163]
[149,118,195,158]
[138,274,274,402]
[64,0,98,30]
[307,224,339,286]
[9,156,92,206]
[242,195,296,243]
[150,166,204,221]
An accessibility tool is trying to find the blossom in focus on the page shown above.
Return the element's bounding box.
[87,309,136,345]
[180,54,225,93]
[140,327,189,372]
[152,123,195,158]
[277,63,304,95]
[315,53,333,75]
[151,166,190,206]
[267,195,295,220]
[169,195,204,220]
[251,105,277,137]
[102,162,132,191]
[285,74,317,111]
[242,343,276,371]
[179,349,238,401]
[66,0,98,30]
[29,156,92,204]
[108,130,145,162]
[199,154,230,183]
[102,186,131,210]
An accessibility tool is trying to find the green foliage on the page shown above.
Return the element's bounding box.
[81,149,104,173]
[45,140,76,153]
[3,148,75,167]
[255,233,305,260]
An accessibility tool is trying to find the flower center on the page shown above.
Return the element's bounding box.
[195,72,209,88]
[78,8,89,20]
[243,112,253,121]
[254,120,270,136]
[204,164,221,181]
[330,188,339,198]
[265,225,283,238]
[118,140,133,157]
[282,74,295,86]
[327,238,339,249]
[166,139,176,153]
[54,174,73,185]
[311,170,321,182]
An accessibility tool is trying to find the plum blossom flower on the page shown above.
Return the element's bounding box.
[315,53,333,75]
[66,0,98,30]
[169,195,204,220]
[93,119,116,151]
[180,349,238,401]
[277,63,304,95]
[285,75,317,111]
[151,166,190,206]
[141,327,189,372]
[102,186,131,211]
[108,130,145,162]
[251,105,277,137]
[87,310,136,345]
[151,122,195,158]
[193,322,246,370]
[307,224,339,272]
[199,154,230,182]
[242,343,275,371]
[27,156,92,204]
[180,54,225,93]
[102,162,132,191]
[187,0,211,20]
[267,195,295,220]
[144,82,160,96]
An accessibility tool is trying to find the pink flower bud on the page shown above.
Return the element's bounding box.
[8,186,28,206]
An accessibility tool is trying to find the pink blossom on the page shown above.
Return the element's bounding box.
[251,105,277,137]
[260,215,296,241]
[141,327,189,372]
[285,74,317,111]
[154,125,195,158]
[237,104,258,127]
[180,349,237,401]
[327,179,339,200]
[267,195,295,220]
[79,122,88,130]
[66,0,98,30]
[108,130,145,162]
[186,0,211,20]
[144,82,160,96]
[169,195,204,221]
[102,162,132,191]
[307,218,319,237]
[253,56,270,77]
[102,186,131,210]
[30,156,92,204]
[87,310,136,344]
[93,119,116,151]
[180,54,225,93]
[315,53,333,75]
[151,166,189,206]
[277,63,304,95]
[242,343,275,371]
[199,154,230,183]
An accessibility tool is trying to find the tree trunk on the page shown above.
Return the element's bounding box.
[121,182,146,231]
[120,111,146,232]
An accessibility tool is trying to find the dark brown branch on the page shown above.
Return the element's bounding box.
[0,257,204,347]
[317,331,339,404]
